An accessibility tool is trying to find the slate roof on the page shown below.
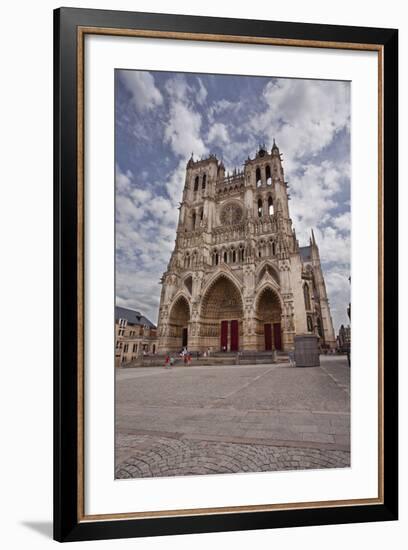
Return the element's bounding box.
[299,245,312,261]
[115,306,156,328]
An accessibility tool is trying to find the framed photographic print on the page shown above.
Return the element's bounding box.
[54,7,398,542]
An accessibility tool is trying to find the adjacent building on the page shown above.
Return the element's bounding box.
[115,306,158,367]
[157,142,336,353]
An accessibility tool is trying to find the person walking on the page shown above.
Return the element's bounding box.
[164,354,170,369]
[170,356,175,368]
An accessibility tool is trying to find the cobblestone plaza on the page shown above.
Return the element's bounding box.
[115,356,350,478]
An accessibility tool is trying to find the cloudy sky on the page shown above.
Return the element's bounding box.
[115,69,351,332]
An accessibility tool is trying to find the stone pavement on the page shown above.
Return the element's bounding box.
[115,356,350,478]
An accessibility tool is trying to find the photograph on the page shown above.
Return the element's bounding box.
[0,0,401,546]
[114,69,351,479]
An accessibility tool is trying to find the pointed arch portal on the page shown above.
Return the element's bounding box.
[200,276,243,351]
[256,287,282,351]
[168,295,190,351]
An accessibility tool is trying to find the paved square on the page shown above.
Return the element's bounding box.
[115,356,350,478]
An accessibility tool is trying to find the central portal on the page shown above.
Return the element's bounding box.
[201,275,243,352]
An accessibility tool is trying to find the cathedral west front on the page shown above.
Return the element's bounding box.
[157,142,336,354]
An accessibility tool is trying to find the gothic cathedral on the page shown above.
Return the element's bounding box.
[157,142,336,353]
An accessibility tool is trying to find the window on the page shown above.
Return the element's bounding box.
[223,251,228,263]
[184,275,193,294]
[266,165,271,185]
[268,196,273,216]
[272,241,276,256]
[304,283,311,311]
[232,249,236,263]
[194,176,199,191]
[256,167,261,186]
[258,198,263,218]
[307,315,313,332]
[132,343,137,352]
[215,252,219,265]
[192,211,196,229]
[202,173,206,190]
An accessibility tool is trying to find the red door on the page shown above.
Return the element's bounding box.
[220,320,228,351]
[273,322,282,350]
[264,323,272,350]
[230,320,239,351]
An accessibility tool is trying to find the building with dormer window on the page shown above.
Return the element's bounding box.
[115,306,158,367]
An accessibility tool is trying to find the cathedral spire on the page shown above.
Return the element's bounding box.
[311,228,316,245]
[187,152,194,168]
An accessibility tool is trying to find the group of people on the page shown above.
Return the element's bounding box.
[181,348,193,366]
[163,347,214,368]
[164,347,192,369]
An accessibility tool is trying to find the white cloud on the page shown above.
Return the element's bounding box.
[290,160,347,243]
[333,211,351,232]
[251,79,350,175]
[208,99,239,119]
[313,225,350,266]
[207,122,229,146]
[165,159,187,206]
[130,187,151,203]
[165,75,191,101]
[115,164,181,321]
[120,71,163,112]
[165,75,207,107]
[196,78,208,105]
[115,165,132,193]
[164,102,208,158]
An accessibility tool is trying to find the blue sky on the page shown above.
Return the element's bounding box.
[115,70,351,333]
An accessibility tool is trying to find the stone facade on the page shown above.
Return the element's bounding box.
[157,142,336,353]
[115,306,158,367]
